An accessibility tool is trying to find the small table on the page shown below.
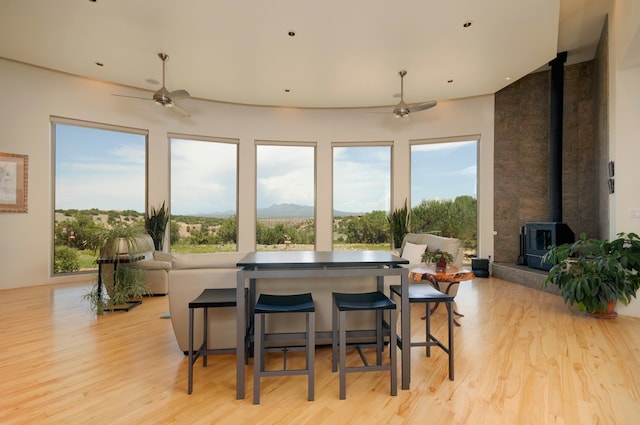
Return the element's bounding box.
[96,255,145,311]
[409,264,475,326]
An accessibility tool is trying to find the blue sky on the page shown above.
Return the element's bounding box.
[54,124,477,215]
[333,146,391,213]
[55,124,146,211]
[410,140,477,206]
[171,138,237,215]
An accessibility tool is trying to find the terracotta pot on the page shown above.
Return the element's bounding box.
[590,300,618,319]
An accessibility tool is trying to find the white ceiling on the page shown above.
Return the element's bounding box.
[0,0,610,109]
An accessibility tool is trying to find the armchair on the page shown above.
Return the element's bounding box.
[129,234,172,295]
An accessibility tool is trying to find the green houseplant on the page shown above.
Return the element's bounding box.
[542,232,640,316]
[422,248,454,265]
[145,201,170,251]
[84,224,151,314]
[388,199,411,249]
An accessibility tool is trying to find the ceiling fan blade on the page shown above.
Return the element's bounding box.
[409,100,437,112]
[112,93,150,101]
[168,89,190,100]
[169,102,190,117]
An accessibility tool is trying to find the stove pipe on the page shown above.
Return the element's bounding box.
[549,51,567,222]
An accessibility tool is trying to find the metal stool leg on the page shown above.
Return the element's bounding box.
[390,307,397,396]
[188,307,194,394]
[425,301,432,357]
[307,311,315,401]
[447,301,454,380]
[331,299,338,372]
[376,309,383,366]
[339,309,347,400]
[202,308,208,367]
[253,313,263,405]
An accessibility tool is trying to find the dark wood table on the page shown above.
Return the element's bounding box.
[235,251,410,399]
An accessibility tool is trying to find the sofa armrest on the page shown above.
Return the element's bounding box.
[136,259,171,271]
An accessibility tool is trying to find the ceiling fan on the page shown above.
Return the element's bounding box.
[113,53,190,117]
[392,70,436,118]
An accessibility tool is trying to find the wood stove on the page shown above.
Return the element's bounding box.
[524,222,574,271]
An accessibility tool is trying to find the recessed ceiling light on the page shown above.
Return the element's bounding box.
[146,78,160,85]
[288,31,296,37]
[95,62,104,67]
[505,76,512,81]
[463,20,473,28]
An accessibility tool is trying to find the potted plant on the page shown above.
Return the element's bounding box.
[84,224,151,314]
[422,248,454,267]
[541,232,640,317]
[145,201,170,251]
[388,199,411,249]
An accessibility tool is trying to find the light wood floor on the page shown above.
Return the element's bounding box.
[2,277,639,425]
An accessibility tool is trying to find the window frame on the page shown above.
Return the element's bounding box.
[254,140,317,251]
[50,116,149,276]
[169,133,240,251]
[331,141,393,251]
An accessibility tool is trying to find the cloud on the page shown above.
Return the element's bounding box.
[170,139,237,214]
[257,145,314,207]
[333,146,391,212]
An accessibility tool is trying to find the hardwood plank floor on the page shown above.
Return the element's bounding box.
[1,277,639,424]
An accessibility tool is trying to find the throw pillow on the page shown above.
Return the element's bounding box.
[401,242,428,264]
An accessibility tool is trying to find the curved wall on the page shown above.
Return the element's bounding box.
[0,58,494,289]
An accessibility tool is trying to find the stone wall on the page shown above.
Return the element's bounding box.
[493,57,604,264]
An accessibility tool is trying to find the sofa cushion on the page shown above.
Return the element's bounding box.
[401,242,427,264]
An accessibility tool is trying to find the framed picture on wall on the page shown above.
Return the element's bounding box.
[0,152,28,212]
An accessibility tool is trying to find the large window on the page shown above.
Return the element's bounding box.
[410,138,478,261]
[255,142,316,251]
[170,136,238,253]
[332,143,392,250]
[52,120,147,274]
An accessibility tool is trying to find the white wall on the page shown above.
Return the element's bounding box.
[0,58,495,290]
[611,0,640,316]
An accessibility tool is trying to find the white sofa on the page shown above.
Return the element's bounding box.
[98,234,172,295]
[166,252,379,352]
[167,252,247,352]
[393,232,465,296]
[396,233,464,268]
[131,234,172,295]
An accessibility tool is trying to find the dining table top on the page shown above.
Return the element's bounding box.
[237,250,409,269]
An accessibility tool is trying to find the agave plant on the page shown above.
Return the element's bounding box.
[388,199,411,249]
[145,201,170,251]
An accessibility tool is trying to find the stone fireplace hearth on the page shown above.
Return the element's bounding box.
[491,262,560,296]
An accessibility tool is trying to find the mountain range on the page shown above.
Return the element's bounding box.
[208,203,362,219]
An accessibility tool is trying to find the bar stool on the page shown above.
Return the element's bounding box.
[253,292,315,405]
[389,283,455,380]
[331,291,397,400]
[188,288,248,394]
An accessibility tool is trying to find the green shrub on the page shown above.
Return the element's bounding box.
[54,245,81,273]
